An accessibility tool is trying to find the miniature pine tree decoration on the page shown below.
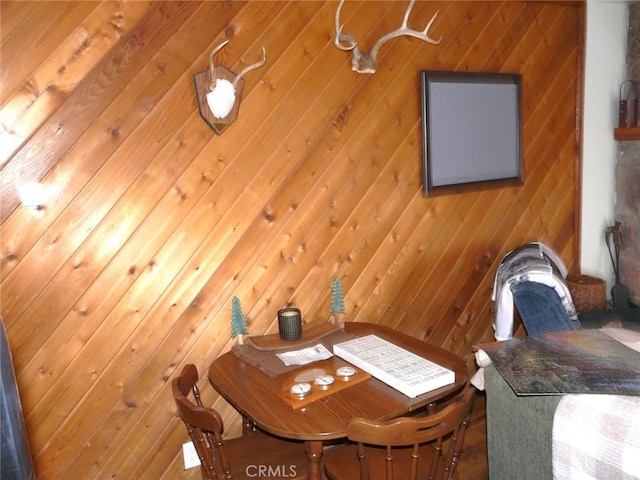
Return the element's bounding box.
[230,296,248,344]
[330,277,345,326]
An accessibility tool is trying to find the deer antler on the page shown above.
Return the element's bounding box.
[209,40,230,88]
[208,40,266,89]
[233,47,267,89]
[204,41,267,120]
[334,0,442,74]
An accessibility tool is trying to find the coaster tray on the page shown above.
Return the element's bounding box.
[277,358,370,409]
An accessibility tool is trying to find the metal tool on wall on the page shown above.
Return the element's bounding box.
[618,80,637,128]
[606,222,630,309]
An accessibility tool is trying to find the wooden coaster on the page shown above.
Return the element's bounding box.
[277,358,370,409]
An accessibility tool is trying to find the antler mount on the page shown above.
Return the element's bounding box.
[334,0,442,74]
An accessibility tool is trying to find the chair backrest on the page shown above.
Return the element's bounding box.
[172,364,229,480]
[345,386,476,480]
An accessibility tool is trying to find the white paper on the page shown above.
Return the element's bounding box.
[275,343,333,366]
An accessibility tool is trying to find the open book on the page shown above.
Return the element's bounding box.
[333,334,455,398]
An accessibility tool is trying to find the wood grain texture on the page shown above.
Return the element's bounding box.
[0,1,584,478]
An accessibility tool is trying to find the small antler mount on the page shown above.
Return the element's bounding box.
[334,0,442,74]
[193,40,267,135]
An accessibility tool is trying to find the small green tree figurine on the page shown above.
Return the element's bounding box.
[230,296,248,344]
[330,277,345,325]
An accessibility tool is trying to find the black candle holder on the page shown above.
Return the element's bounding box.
[277,308,302,341]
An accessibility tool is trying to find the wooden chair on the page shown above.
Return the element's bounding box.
[172,364,308,480]
[323,386,476,480]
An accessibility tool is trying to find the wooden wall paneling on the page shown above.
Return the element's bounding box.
[385,9,536,342]
[392,2,568,334]
[37,17,340,464]
[441,160,576,364]
[453,2,525,69]
[526,120,577,227]
[573,3,586,269]
[348,5,516,332]
[494,98,574,246]
[441,247,498,360]
[296,4,484,326]
[432,79,571,352]
[0,1,155,167]
[258,99,419,323]
[499,5,561,74]
[468,2,529,71]
[35,116,215,472]
[518,15,578,120]
[402,193,501,336]
[111,381,243,480]
[3,21,182,288]
[283,123,420,323]
[13,0,252,472]
[444,87,579,349]
[0,2,204,222]
[403,2,556,340]
[355,2,540,334]
[0,0,38,43]
[263,41,436,302]
[0,2,99,105]
[449,145,581,352]
[553,186,578,265]
[542,180,576,246]
[57,0,308,356]
[7,0,257,372]
[10,73,202,359]
[431,1,511,70]
[46,2,336,476]
[138,3,342,336]
[483,3,540,71]
[55,19,358,458]
[0,1,205,290]
[17,115,214,427]
[298,5,498,324]
[349,192,454,327]
[388,194,484,333]
[394,192,497,335]
[168,0,452,436]
[226,21,433,329]
[299,128,424,322]
[526,62,578,158]
[524,17,578,110]
[6,1,239,373]
[26,28,312,480]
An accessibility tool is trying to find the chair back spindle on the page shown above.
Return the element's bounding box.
[173,365,231,479]
[172,364,308,480]
[325,386,476,480]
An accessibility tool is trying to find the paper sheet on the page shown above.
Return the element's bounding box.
[275,343,333,366]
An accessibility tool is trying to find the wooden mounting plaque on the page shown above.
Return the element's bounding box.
[277,358,370,409]
[246,321,342,351]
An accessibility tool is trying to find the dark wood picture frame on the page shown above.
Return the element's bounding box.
[420,71,523,197]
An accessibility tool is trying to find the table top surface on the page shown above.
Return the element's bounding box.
[208,322,468,441]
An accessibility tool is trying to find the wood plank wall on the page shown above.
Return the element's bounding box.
[0,1,583,478]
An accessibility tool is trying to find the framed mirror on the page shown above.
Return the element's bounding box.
[420,71,523,196]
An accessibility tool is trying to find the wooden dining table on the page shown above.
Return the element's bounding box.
[208,321,468,480]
